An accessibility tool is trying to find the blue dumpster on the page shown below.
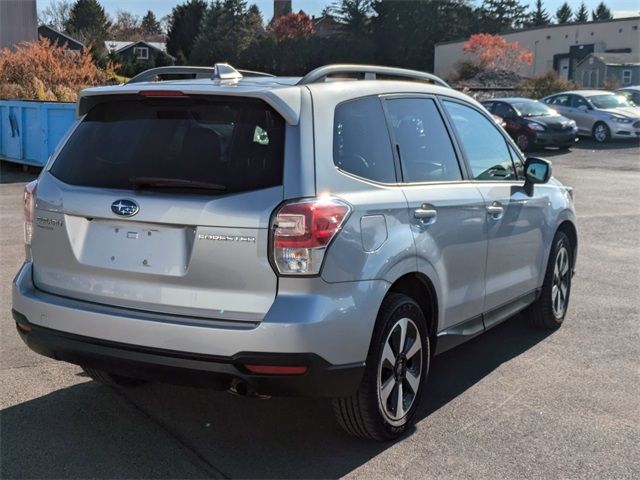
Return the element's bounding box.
[0,100,76,167]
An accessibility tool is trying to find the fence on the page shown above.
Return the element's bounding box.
[0,100,76,167]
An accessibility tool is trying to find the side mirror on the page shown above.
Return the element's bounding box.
[524,157,552,196]
[577,104,589,112]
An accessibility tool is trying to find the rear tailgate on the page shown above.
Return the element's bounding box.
[32,94,287,322]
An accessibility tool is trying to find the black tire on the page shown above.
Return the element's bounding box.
[515,132,531,152]
[82,366,147,388]
[527,231,573,330]
[592,122,610,143]
[332,293,430,441]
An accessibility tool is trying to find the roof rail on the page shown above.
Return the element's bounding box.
[126,64,274,84]
[297,64,450,88]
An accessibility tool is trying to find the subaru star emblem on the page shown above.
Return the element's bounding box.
[111,199,139,217]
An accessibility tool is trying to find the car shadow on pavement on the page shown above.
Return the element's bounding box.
[0,314,552,479]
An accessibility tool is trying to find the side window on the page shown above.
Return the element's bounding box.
[550,94,569,106]
[443,100,516,181]
[333,97,396,183]
[481,102,495,113]
[386,98,462,183]
[493,102,516,118]
[572,95,589,109]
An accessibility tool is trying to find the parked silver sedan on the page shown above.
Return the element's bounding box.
[541,90,640,143]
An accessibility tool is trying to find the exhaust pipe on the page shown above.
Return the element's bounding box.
[227,378,271,399]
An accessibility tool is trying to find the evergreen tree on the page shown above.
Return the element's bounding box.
[247,4,265,36]
[527,0,551,26]
[332,0,372,35]
[64,0,110,57]
[592,2,613,21]
[371,0,477,71]
[555,2,572,24]
[190,0,254,65]
[478,0,528,33]
[574,2,589,22]
[141,11,162,35]
[166,0,207,61]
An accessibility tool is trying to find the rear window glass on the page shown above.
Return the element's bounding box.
[333,96,396,183]
[386,98,462,183]
[50,97,285,194]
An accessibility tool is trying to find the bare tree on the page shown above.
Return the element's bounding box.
[39,0,72,31]
[109,10,143,41]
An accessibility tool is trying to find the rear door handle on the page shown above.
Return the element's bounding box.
[486,202,504,219]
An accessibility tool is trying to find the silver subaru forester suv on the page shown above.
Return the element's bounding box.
[13,64,577,440]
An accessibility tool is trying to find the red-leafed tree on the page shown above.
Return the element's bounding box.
[462,33,533,72]
[269,12,314,41]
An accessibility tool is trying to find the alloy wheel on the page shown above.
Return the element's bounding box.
[551,246,570,318]
[516,133,529,151]
[594,124,608,143]
[377,317,423,426]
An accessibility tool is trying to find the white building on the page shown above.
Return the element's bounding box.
[435,17,640,81]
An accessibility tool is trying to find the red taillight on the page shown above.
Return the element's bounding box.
[23,180,37,245]
[139,90,188,97]
[24,180,37,222]
[244,364,308,375]
[272,197,350,275]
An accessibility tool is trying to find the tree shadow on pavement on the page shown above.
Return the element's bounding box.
[1,314,552,479]
[529,138,640,158]
[0,161,40,184]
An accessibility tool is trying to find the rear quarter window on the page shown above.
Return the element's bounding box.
[333,96,397,183]
[50,96,285,194]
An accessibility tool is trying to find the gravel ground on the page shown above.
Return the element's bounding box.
[1,138,639,479]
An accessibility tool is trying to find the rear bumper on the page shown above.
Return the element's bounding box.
[12,262,388,396]
[13,310,363,397]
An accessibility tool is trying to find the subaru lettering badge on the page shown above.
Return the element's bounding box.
[111,199,139,217]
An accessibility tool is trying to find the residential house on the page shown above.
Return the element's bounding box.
[105,40,174,66]
[311,15,344,38]
[574,52,640,88]
[38,25,84,52]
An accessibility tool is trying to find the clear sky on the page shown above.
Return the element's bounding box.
[37,0,639,22]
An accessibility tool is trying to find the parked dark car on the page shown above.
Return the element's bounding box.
[482,98,578,151]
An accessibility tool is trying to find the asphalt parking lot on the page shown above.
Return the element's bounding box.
[1,139,639,479]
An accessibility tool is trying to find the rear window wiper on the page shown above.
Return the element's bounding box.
[129,177,227,192]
